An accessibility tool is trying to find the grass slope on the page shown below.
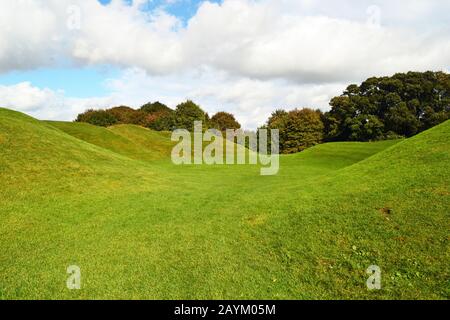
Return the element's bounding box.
[0,108,448,299]
[45,121,174,161]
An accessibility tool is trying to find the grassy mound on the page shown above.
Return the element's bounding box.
[0,108,448,299]
[45,121,174,162]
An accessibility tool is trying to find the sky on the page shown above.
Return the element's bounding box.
[0,0,449,129]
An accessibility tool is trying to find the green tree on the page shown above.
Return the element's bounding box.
[265,110,289,151]
[283,108,324,153]
[323,96,356,141]
[140,101,172,114]
[421,106,449,130]
[210,112,241,131]
[265,108,324,154]
[174,100,207,131]
[76,109,118,127]
[347,114,385,141]
[148,112,177,131]
[385,102,420,136]
[324,71,450,141]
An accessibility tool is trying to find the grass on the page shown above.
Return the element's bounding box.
[44,121,174,161]
[0,107,449,300]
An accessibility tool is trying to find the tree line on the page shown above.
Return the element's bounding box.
[76,100,241,133]
[76,71,449,154]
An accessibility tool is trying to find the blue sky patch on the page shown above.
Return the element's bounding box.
[0,67,120,98]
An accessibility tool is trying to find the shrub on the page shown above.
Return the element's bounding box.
[210,112,241,131]
[76,109,118,127]
[108,106,150,126]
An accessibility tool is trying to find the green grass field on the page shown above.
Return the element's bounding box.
[0,107,449,299]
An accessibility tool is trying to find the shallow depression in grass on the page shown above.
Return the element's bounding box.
[0,108,449,299]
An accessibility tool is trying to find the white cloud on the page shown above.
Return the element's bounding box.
[0,0,449,128]
[182,0,450,83]
[0,1,64,72]
[1,0,449,81]
[0,82,58,112]
[0,82,112,121]
[0,68,345,129]
[71,1,184,73]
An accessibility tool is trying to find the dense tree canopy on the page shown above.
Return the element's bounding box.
[75,100,210,132]
[324,71,450,141]
[108,106,150,126]
[146,113,176,131]
[140,101,172,114]
[76,106,152,127]
[140,101,175,131]
[265,108,324,154]
[76,109,118,127]
[173,100,208,131]
[210,112,241,131]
